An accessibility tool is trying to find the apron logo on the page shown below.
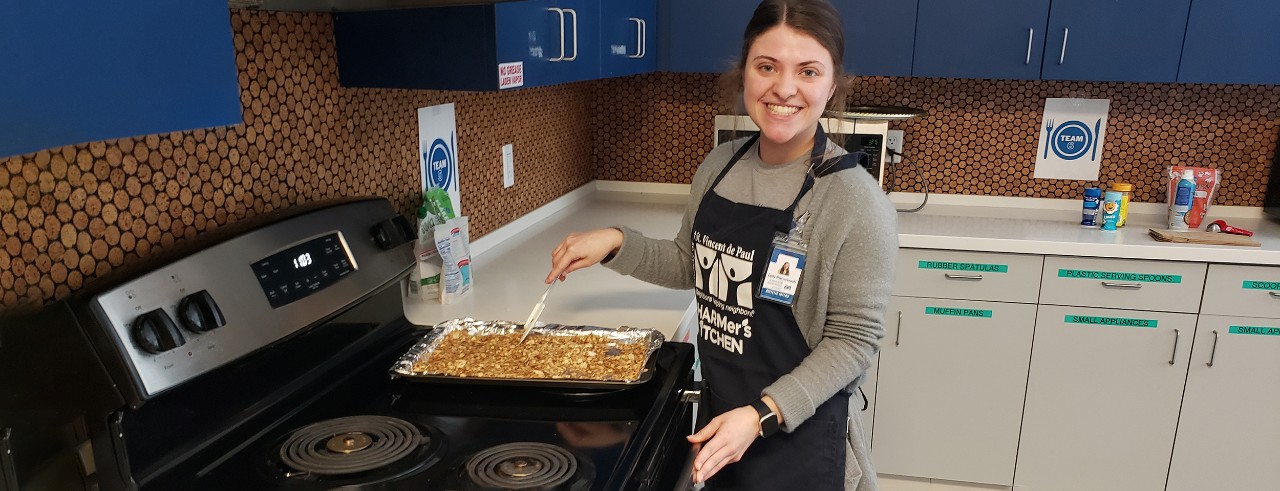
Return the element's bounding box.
[694,242,755,308]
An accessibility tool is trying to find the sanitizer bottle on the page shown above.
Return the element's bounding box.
[1169,169,1196,231]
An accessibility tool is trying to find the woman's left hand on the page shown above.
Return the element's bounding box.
[686,406,760,484]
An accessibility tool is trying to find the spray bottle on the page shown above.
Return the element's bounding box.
[1169,169,1196,231]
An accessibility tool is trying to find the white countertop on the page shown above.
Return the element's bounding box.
[892,193,1280,265]
[403,188,696,338]
[404,183,1280,336]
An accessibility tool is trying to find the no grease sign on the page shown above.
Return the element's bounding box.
[498,62,524,89]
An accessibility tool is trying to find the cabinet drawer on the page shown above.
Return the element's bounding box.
[894,249,1043,303]
[1201,264,1280,318]
[1040,256,1206,313]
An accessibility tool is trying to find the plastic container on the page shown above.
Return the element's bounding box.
[1101,190,1123,231]
[1081,187,1102,227]
[1169,169,1196,231]
[1109,182,1133,227]
[1165,166,1220,229]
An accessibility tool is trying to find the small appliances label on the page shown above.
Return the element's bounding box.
[498,62,524,89]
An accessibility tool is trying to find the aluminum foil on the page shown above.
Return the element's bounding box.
[391,318,666,386]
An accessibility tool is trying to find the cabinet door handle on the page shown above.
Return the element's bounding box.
[1270,291,1280,298]
[639,19,647,58]
[1206,330,1219,367]
[628,18,644,58]
[1058,27,1069,65]
[944,273,983,281]
[548,8,566,62]
[563,8,579,61]
[894,310,902,347]
[1168,328,1180,366]
[1100,281,1142,289]
[1025,28,1034,65]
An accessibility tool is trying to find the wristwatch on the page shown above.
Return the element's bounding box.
[749,398,780,438]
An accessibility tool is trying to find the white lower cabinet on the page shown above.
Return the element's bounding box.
[872,250,1279,488]
[1014,305,1196,491]
[871,296,1035,485]
[1166,315,1280,491]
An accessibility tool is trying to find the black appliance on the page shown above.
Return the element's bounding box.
[1265,131,1280,220]
[0,197,696,490]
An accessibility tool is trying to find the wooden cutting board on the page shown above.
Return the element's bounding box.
[1148,229,1261,247]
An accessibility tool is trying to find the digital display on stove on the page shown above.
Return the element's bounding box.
[251,232,355,308]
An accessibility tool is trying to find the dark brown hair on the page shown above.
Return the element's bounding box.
[720,0,851,115]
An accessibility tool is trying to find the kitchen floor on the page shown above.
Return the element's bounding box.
[880,474,1013,491]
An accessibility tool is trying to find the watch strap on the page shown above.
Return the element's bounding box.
[749,398,779,438]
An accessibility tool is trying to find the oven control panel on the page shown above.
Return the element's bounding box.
[250,232,356,308]
[90,199,413,400]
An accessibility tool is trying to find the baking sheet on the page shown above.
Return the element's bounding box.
[391,318,666,388]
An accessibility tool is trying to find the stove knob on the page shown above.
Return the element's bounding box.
[371,215,414,250]
[178,290,225,333]
[132,309,186,354]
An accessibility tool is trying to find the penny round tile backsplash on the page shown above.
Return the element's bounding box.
[2,10,1277,310]
[594,74,1278,206]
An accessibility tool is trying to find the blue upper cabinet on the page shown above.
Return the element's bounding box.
[660,0,915,76]
[0,0,241,158]
[842,0,917,77]
[335,0,647,91]
[599,0,657,77]
[1040,0,1191,83]
[660,0,754,73]
[912,0,1051,80]
[1179,0,1280,85]
[494,0,601,87]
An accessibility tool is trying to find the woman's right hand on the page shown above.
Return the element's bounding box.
[546,228,624,283]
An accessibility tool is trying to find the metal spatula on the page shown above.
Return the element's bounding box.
[520,279,557,343]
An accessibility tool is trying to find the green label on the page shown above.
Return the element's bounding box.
[1064,315,1158,328]
[918,261,1008,273]
[1229,326,1280,336]
[1057,269,1181,284]
[926,306,992,318]
[1242,280,1280,290]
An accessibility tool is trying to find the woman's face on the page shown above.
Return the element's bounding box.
[743,24,837,164]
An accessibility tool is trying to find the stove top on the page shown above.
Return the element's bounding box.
[180,338,694,491]
[234,413,619,490]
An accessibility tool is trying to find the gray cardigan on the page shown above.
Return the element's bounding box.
[605,139,898,490]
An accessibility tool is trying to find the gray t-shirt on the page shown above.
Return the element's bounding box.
[713,138,849,214]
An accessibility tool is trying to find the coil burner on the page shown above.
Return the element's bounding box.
[466,442,580,489]
[279,415,435,478]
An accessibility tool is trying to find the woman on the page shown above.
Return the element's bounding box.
[545,1,896,489]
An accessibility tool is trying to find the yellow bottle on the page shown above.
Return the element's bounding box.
[1110,182,1133,227]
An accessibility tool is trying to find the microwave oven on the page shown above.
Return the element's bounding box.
[713,115,890,188]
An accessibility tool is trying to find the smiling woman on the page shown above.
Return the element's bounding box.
[544,2,897,490]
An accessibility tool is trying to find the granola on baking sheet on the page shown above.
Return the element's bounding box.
[412,330,648,381]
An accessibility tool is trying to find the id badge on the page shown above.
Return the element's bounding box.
[758,233,806,306]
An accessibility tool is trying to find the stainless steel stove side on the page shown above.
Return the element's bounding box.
[87,199,413,402]
[618,341,698,491]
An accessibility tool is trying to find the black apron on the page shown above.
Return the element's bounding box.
[693,127,859,491]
